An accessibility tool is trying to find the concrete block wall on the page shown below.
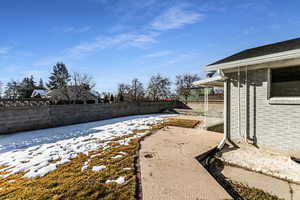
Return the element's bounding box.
[0,101,180,134]
[226,69,300,154]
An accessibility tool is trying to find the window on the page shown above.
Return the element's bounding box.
[271,65,300,97]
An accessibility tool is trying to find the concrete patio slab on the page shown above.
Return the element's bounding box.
[139,120,232,200]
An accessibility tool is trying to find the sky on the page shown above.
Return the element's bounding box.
[1,0,300,92]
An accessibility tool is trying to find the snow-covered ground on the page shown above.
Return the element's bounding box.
[0,114,166,153]
[0,114,169,179]
[220,146,300,183]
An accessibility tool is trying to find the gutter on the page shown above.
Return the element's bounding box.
[206,49,300,72]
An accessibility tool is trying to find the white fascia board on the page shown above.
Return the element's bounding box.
[205,49,300,72]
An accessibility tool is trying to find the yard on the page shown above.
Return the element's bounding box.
[0,115,199,200]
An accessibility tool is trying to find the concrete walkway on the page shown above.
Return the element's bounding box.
[223,165,300,200]
[139,117,232,200]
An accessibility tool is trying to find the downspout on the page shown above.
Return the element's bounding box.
[245,66,248,143]
[238,66,241,138]
[217,78,227,149]
[217,69,228,149]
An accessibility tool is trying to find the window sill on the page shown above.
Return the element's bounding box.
[269,97,300,105]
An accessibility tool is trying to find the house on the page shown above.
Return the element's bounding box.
[194,37,300,156]
[47,86,98,103]
[31,89,48,98]
[31,86,99,104]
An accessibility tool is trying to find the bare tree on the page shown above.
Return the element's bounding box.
[118,83,131,95]
[117,83,131,101]
[147,74,171,100]
[72,72,96,103]
[131,78,144,101]
[176,74,200,103]
[4,80,19,99]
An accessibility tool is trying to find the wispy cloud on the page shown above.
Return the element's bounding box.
[33,32,160,66]
[65,32,159,57]
[52,26,91,33]
[145,50,172,57]
[151,4,203,31]
[0,47,12,55]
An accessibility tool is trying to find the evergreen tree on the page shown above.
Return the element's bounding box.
[104,95,109,103]
[18,75,36,98]
[110,94,114,103]
[38,78,46,90]
[47,63,71,90]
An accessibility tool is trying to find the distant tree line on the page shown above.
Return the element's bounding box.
[0,62,208,103]
[1,63,96,101]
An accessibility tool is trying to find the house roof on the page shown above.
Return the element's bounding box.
[208,37,300,66]
[31,89,48,97]
[192,75,226,87]
[47,86,98,101]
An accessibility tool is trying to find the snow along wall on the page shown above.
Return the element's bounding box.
[0,101,181,134]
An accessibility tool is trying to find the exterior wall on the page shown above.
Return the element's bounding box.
[226,69,300,154]
[0,101,180,134]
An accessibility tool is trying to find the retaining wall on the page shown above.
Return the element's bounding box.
[0,101,181,134]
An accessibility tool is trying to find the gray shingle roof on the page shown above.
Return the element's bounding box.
[208,37,300,66]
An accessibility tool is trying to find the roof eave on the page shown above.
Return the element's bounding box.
[205,48,300,72]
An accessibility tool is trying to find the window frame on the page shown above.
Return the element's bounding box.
[268,66,300,105]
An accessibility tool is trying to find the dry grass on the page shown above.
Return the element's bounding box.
[0,117,200,200]
[230,181,284,200]
[158,118,200,129]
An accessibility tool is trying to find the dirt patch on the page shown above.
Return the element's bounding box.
[230,181,284,200]
[160,118,200,128]
[207,123,224,133]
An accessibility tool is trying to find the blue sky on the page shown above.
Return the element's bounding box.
[1,0,300,92]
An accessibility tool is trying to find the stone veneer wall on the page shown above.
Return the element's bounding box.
[0,101,181,134]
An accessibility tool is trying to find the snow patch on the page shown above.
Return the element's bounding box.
[112,155,123,159]
[0,116,166,178]
[106,176,125,184]
[81,160,90,171]
[221,147,300,183]
[90,154,101,158]
[92,165,106,172]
